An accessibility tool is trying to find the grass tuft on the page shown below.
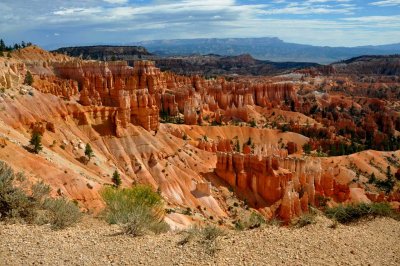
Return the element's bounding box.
[324,202,399,224]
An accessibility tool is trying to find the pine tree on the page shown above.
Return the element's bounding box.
[386,166,392,180]
[24,71,34,86]
[339,142,346,155]
[368,173,376,184]
[235,140,240,152]
[84,143,94,162]
[302,142,312,155]
[246,137,252,146]
[0,39,5,51]
[330,144,337,156]
[30,132,43,154]
[112,170,122,188]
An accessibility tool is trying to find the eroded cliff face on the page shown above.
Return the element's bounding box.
[214,145,350,222]
[0,59,26,89]
[20,48,298,133]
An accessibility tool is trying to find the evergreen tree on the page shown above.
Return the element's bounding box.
[24,71,33,86]
[112,170,122,188]
[375,166,395,194]
[0,39,5,51]
[386,166,392,180]
[330,144,337,156]
[368,173,377,184]
[84,143,94,162]
[302,142,312,155]
[30,132,43,154]
[235,140,241,153]
[339,142,346,155]
[246,137,252,146]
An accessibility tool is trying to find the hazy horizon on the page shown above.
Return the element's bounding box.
[41,36,400,51]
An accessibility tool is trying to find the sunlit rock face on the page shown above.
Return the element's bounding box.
[32,56,299,133]
[215,145,350,222]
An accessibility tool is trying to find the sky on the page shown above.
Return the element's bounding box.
[0,0,399,49]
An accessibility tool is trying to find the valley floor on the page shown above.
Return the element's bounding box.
[1,216,399,265]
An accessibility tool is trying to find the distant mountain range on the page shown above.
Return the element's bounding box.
[54,45,151,61]
[52,46,320,76]
[52,44,400,77]
[134,37,400,64]
[153,54,319,77]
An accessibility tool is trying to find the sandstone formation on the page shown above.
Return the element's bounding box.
[19,48,299,133]
[1,46,399,225]
[214,144,350,221]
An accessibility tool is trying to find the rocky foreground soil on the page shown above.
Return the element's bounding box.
[1,216,399,266]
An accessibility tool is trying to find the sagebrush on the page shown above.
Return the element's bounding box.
[0,161,81,229]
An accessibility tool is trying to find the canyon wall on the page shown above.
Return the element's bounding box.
[215,145,350,221]
[20,48,298,133]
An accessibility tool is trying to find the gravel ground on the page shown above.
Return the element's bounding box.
[0,216,399,266]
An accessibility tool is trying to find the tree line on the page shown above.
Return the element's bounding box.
[0,38,33,56]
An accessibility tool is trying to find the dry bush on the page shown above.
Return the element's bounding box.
[234,211,266,230]
[177,225,225,256]
[292,213,316,228]
[42,198,82,230]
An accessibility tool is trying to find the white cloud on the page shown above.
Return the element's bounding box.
[103,0,129,4]
[53,7,102,16]
[0,0,399,47]
[370,0,400,6]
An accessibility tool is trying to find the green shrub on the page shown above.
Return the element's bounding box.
[24,71,34,86]
[29,132,43,154]
[31,181,51,203]
[200,225,225,255]
[200,225,225,241]
[0,161,81,229]
[84,143,94,162]
[0,161,36,221]
[234,219,245,230]
[266,217,283,226]
[101,185,169,236]
[111,170,122,188]
[177,226,199,246]
[247,212,266,229]
[302,142,312,155]
[178,225,225,255]
[235,211,266,230]
[292,213,316,227]
[316,195,329,208]
[325,202,398,224]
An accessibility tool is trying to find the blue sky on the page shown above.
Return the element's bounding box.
[0,0,399,48]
